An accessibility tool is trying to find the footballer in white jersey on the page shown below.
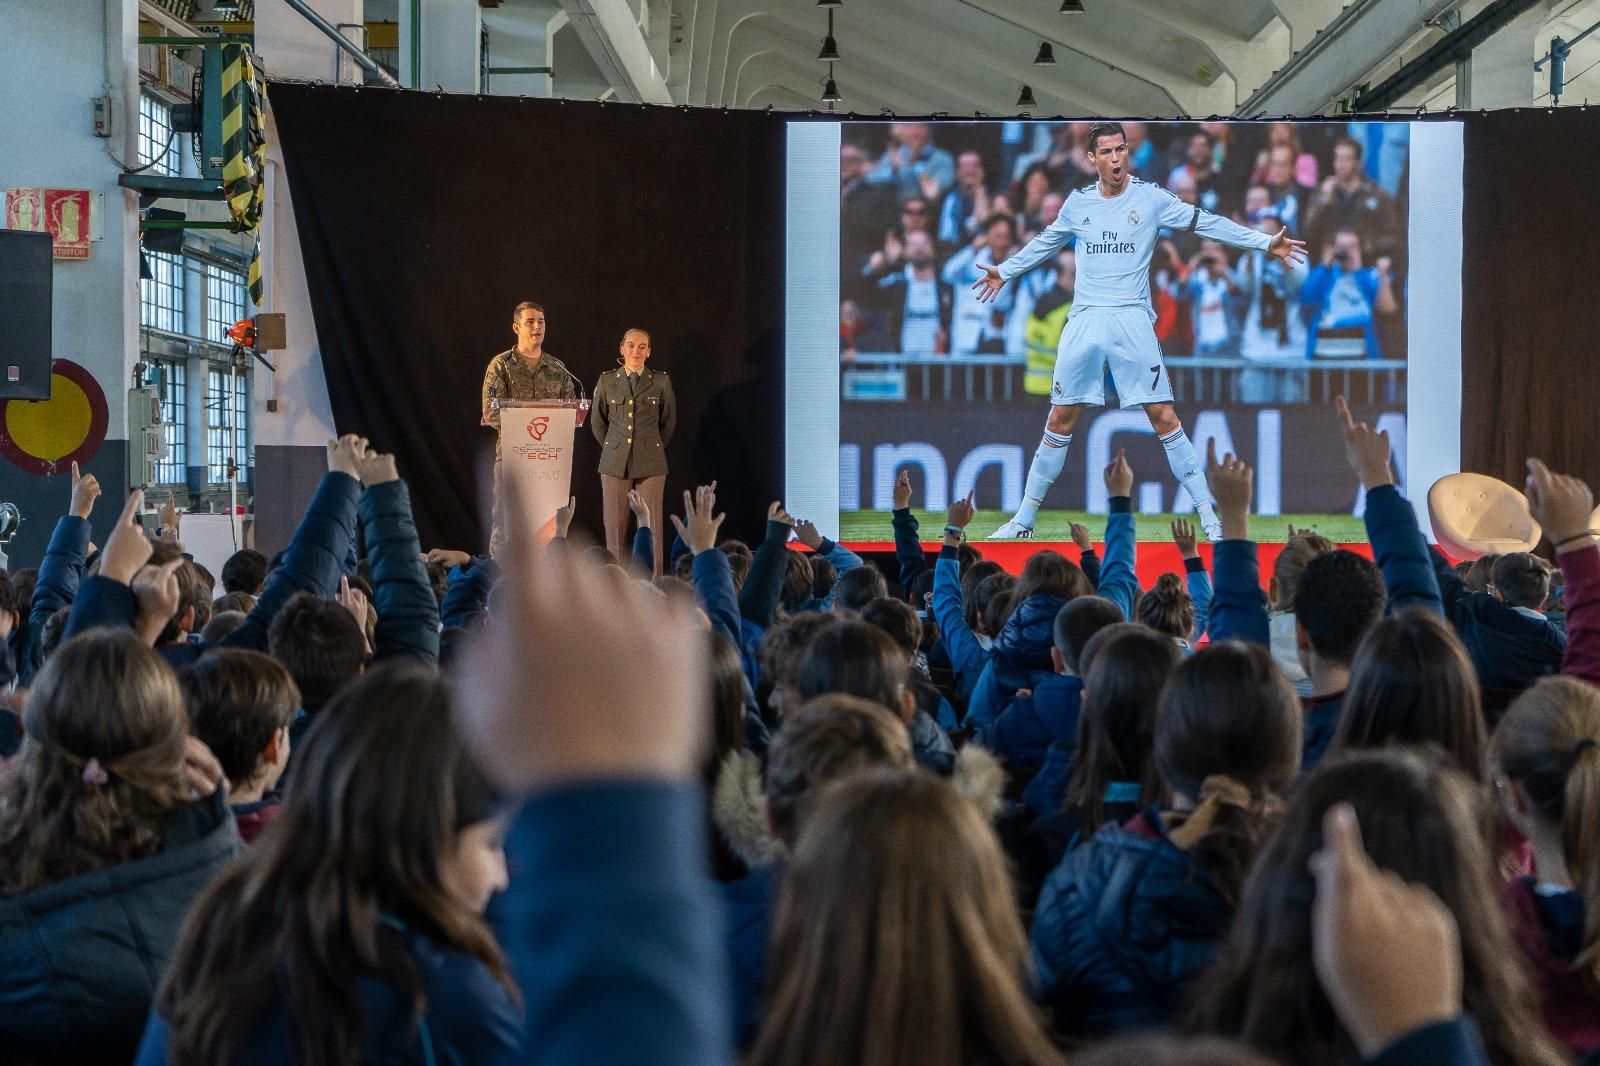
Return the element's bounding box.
[972,122,1307,541]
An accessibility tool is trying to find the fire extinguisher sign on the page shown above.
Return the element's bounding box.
[4,187,93,260]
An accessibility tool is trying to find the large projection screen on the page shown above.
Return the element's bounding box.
[787,120,1462,543]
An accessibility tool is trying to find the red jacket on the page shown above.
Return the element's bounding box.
[1560,545,1600,686]
[1501,876,1600,1055]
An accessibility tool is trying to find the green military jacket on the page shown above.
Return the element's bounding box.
[591,365,676,479]
[481,348,577,432]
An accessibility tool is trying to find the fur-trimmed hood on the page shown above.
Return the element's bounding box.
[711,743,1009,870]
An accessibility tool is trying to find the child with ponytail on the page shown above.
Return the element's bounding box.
[1029,641,1301,1036]
[1492,675,1600,1055]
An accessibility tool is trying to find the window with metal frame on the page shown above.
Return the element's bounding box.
[137,94,182,176]
[205,263,248,344]
[140,251,186,334]
[150,359,188,485]
[206,367,249,485]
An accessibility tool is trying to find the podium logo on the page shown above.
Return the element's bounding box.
[527,417,550,442]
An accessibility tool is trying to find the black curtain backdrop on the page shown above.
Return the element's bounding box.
[1461,108,1600,503]
[271,90,1600,555]
[270,84,786,553]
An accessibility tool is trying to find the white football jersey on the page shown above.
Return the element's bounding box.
[996,176,1272,315]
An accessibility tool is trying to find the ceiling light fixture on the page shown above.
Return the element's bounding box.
[1017,84,1037,108]
[1035,42,1056,65]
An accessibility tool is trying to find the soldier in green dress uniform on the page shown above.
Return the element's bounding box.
[591,329,675,575]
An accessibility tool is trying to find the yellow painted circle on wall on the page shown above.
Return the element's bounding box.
[0,360,109,475]
[5,374,91,460]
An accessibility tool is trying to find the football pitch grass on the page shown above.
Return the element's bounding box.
[838,510,1371,544]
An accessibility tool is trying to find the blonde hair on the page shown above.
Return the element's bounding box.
[1492,676,1600,987]
[750,769,1062,1066]
[0,630,190,894]
[1271,532,1334,612]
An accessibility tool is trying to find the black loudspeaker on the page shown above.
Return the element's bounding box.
[0,229,53,401]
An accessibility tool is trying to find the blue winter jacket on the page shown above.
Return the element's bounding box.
[985,673,1081,809]
[931,547,988,703]
[65,471,360,658]
[135,919,523,1064]
[1,790,242,1064]
[1430,547,1566,689]
[1018,679,1086,818]
[721,863,782,1049]
[1031,808,1234,1037]
[16,515,91,686]
[499,781,730,1065]
[966,592,1068,732]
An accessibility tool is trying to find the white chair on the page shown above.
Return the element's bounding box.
[1428,473,1542,560]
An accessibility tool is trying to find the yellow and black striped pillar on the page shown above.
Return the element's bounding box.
[220,42,268,304]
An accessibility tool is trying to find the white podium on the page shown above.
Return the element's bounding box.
[497,399,586,547]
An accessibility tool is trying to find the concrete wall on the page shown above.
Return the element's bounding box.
[0,0,140,568]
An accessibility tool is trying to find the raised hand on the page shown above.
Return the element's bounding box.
[1171,518,1199,560]
[1268,226,1309,266]
[353,445,399,487]
[670,484,725,555]
[69,461,101,520]
[159,491,181,536]
[971,263,1006,304]
[100,490,153,585]
[946,490,976,531]
[1335,395,1395,490]
[326,434,366,480]
[336,575,371,647]
[792,519,823,550]
[1070,522,1093,553]
[767,500,797,527]
[425,548,473,570]
[1206,439,1254,541]
[554,496,577,539]
[132,556,184,646]
[627,489,651,528]
[893,469,914,511]
[1526,459,1596,551]
[1104,448,1134,499]
[1310,803,1463,1059]
[454,490,707,792]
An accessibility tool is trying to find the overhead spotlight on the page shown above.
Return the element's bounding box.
[1059,0,1085,12]
[1034,42,1056,65]
[818,34,840,61]
[822,76,841,104]
[817,0,842,7]
[1017,84,1037,108]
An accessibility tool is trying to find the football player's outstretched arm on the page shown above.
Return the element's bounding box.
[973,202,1076,304]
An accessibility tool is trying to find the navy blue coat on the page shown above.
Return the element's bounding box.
[721,863,781,1048]
[1015,675,1085,817]
[1030,808,1233,1037]
[0,791,242,1064]
[136,918,522,1065]
[966,593,1067,732]
[1430,547,1565,690]
[17,515,91,686]
[65,471,360,659]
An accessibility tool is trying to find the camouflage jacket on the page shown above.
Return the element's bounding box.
[481,349,577,432]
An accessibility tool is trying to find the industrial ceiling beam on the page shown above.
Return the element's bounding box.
[1351,0,1548,109]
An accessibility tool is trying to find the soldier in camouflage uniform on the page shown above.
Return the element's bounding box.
[481,301,577,555]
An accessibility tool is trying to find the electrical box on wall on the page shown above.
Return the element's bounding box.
[91,95,113,138]
[127,386,166,488]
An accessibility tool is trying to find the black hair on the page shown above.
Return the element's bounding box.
[832,566,889,613]
[1086,122,1126,152]
[1291,550,1385,666]
[267,592,367,714]
[223,548,268,593]
[1052,595,1126,673]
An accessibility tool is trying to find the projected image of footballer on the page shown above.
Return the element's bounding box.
[974,121,1307,540]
